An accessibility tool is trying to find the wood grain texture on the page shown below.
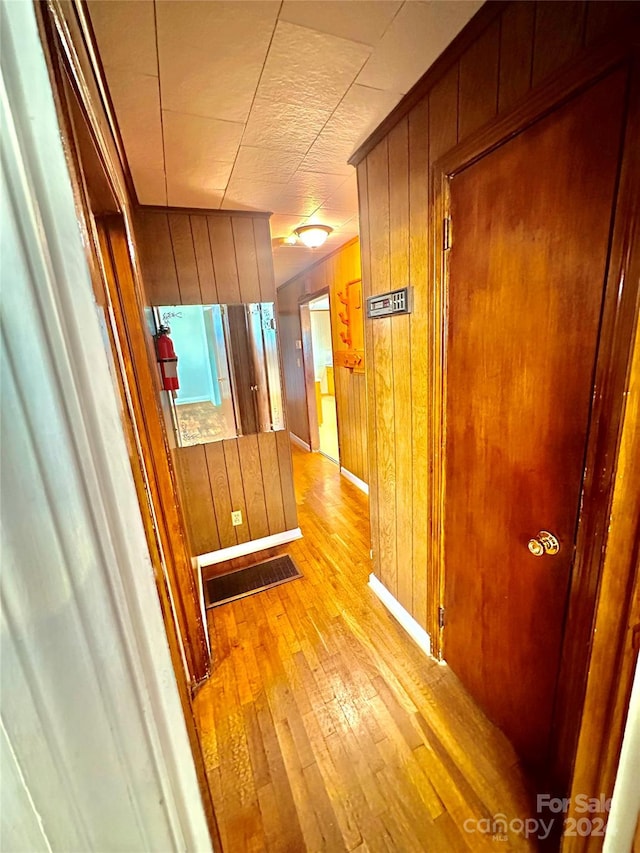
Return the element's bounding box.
[253,218,276,301]
[168,213,201,304]
[195,446,537,852]
[232,216,261,303]
[388,120,412,615]
[408,98,430,632]
[498,1,535,113]
[176,445,220,554]
[276,280,310,446]
[531,0,587,86]
[258,432,286,535]
[444,71,626,766]
[190,215,218,304]
[458,18,500,140]
[223,439,251,546]
[205,442,236,549]
[134,210,178,305]
[208,216,241,304]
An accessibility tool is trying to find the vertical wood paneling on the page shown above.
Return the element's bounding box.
[176,445,220,554]
[190,215,218,303]
[257,432,286,535]
[135,211,178,305]
[367,139,397,597]
[237,435,269,541]
[277,281,310,445]
[358,160,379,568]
[458,19,500,141]
[356,0,637,678]
[532,1,587,86]
[388,119,412,613]
[408,98,430,631]
[232,216,261,303]
[223,439,250,545]
[253,218,276,301]
[208,216,241,303]
[204,441,236,549]
[276,430,298,531]
[428,64,459,162]
[498,2,535,113]
[168,214,201,304]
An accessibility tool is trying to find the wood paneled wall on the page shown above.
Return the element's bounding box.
[134,207,298,557]
[354,0,638,632]
[176,432,297,555]
[135,207,275,305]
[277,238,368,484]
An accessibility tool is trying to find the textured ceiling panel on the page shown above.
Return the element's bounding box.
[255,21,372,113]
[357,0,483,93]
[156,1,279,123]
[104,69,166,205]
[87,0,157,76]
[279,0,402,47]
[299,83,402,174]
[243,97,334,154]
[163,111,242,208]
[231,146,303,185]
[90,0,484,282]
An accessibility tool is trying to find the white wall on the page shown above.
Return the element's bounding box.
[0,2,211,850]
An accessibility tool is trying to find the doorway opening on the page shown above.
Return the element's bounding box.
[305,293,339,463]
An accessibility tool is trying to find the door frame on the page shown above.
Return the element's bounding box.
[299,287,338,457]
[430,40,639,792]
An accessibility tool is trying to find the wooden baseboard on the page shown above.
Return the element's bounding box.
[290,432,311,452]
[197,528,303,568]
[368,573,435,661]
[340,467,369,495]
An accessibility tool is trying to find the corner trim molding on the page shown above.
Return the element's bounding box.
[340,467,369,495]
[290,433,311,452]
[197,528,303,568]
[368,574,434,660]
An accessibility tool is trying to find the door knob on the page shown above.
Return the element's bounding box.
[527,530,560,556]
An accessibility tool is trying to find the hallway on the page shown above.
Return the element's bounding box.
[194,446,537,852]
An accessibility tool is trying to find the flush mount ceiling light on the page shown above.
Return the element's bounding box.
[293,224,333,249]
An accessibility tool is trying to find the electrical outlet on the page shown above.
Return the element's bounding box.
[231,510,243,526]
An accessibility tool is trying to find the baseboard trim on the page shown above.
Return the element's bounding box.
[197,528,303,568]
[340,467,369,495]
[290,433,311,452]
[368,573,433,659]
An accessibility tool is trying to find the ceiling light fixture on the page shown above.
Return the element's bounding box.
[293,224,333,249]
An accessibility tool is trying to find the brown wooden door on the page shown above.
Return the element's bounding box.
[443,70,627,766]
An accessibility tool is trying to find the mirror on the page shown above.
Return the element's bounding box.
[155,303,284,447]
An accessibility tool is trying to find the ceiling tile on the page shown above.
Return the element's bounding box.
[300,83,402,174]
[255,21,372,114]
[269,213,307,239]
[306,207,355,229]
[322,172,359,209]
[243,96,333,154]
[104,69,166,204]
[163,110,241,203]
[166,181,224,210]
[231,146,303,185]
[87,0,157,76]
[357,0,483,94]
[279,1,402,46]
[223,179,316,216]
[156,1,280,123]
[284,170,348,202]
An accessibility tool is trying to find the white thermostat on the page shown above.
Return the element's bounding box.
[366,287,412,318]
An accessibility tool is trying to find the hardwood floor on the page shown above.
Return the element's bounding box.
[194,446,540,851]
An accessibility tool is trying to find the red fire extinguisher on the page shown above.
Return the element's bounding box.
[155,325,180,392]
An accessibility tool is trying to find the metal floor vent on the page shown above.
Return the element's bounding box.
[205,555,302,609]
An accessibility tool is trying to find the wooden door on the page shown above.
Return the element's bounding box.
[443,70,627,766]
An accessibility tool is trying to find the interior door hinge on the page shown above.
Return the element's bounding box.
[438,605,445,629]
[443,216,452,251]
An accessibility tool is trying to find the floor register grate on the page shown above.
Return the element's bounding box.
[204,554,302,609]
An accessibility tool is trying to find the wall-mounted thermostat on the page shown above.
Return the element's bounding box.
[366,287,412,319]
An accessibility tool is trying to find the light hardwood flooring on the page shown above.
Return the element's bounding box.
[194,446,540,852]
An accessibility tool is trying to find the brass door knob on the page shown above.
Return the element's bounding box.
[528,531,560,556]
